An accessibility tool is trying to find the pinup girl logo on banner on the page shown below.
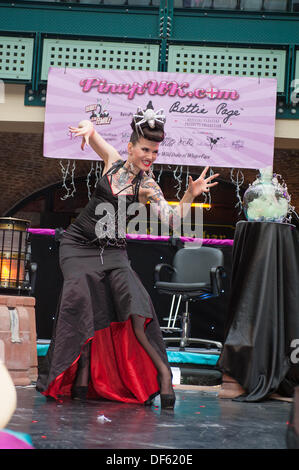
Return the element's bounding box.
[86,98,112,126]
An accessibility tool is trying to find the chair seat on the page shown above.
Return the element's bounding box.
[155,281,211,296]
[154,246,225,350]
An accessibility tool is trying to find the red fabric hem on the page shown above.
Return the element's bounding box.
[42,317,159,403]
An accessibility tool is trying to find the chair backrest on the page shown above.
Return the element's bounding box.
[171,246,224,284]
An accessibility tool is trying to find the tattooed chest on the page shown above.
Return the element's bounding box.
[108,169,135,196]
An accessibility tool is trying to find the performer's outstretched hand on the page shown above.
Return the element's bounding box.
[68,120,121,165]
[68,120,95,151]
[187,166,219,198]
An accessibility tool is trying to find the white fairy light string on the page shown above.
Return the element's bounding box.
[87,162,95,200]
[174,165,183,200]
[156,166,163,184]
[94,161,103,188]
[185,166,190,190]
[230,168,245,214]
[59,160,76,200]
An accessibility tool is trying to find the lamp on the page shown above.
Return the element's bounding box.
[0,218,33,294]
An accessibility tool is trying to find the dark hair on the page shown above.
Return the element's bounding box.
[129,102,165,145]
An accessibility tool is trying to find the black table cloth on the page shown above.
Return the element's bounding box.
[217,221,299,402]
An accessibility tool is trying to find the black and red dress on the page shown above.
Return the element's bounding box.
[36,160,170,403]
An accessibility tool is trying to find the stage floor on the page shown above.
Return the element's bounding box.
[6,384,291,450]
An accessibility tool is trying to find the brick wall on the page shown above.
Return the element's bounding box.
[0,132,298,220]
[0,132,91,215]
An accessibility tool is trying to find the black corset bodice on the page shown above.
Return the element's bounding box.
[64,160,142,248]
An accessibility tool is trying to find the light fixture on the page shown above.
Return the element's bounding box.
[0,217,32,293]
[166,201,211,209]
[146,201,211,208]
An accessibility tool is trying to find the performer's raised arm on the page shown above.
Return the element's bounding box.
[68,120,121,173]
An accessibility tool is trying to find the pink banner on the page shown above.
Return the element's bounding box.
[44,67,277,169]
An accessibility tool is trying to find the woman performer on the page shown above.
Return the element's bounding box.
[36,103,219,409]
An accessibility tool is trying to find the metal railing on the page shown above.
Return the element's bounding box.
[3,0,298,13]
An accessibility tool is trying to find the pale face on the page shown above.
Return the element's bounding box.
[127,137,160,172]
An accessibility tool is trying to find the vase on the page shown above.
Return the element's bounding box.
[243,168,290,223]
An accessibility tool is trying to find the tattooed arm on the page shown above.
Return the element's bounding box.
[140,166,219,231]
[140,177,182,232]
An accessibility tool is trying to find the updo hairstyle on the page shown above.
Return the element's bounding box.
[129,101,165,145]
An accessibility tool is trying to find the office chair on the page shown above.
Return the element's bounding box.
[154,246,225,350]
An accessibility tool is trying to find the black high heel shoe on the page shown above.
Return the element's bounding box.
[144,397,154,406]
[160,392,176,409]
[71,386,88,400]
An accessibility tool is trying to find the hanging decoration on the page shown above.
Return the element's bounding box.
[59,160,76,201]
[156,166,163,184]
[58,160,104,201]
[230,168,245,215]
[173,165,183,200]
[185,166,190,191]
[204,168,215,211]
[94,161,103,189]
[57,161,220,208]
[86,162,96,201]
